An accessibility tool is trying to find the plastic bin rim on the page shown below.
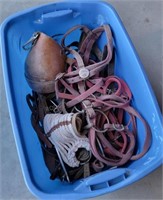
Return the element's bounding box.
[0,1,163,199]
[0,0,118,32]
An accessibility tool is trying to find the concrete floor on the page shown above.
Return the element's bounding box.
[0,0,162,199]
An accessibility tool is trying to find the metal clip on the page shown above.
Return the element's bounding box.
[96,138,105,156]
[22,32,40,50]
[55,72,65,81]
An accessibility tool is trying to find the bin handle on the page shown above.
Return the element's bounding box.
[61,0,100,2]
[74,168,130,192]
[42,9,73,19]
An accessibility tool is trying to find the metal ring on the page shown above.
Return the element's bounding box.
[92,109,110,133]
[77,149,92,165]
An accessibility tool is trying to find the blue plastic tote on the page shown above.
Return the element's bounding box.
[0,1,162,199]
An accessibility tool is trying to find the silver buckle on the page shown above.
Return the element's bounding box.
[112,123,124,132]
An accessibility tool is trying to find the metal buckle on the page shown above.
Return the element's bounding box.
[112,123,124,132]
[49,100,60,113]
[93,109,110,132]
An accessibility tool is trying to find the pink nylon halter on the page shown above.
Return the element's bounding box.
[54,24,151,170]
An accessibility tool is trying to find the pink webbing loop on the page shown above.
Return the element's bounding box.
[61,25,91,50]
[88,103,151,166]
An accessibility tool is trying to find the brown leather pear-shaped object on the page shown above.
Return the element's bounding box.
[25,32,66,93]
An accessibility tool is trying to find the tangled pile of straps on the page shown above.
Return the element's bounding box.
[25,24,151,182]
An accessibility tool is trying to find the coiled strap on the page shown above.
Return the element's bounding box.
[54,24,151,169]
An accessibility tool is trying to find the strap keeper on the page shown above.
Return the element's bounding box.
[82,100,96,119]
